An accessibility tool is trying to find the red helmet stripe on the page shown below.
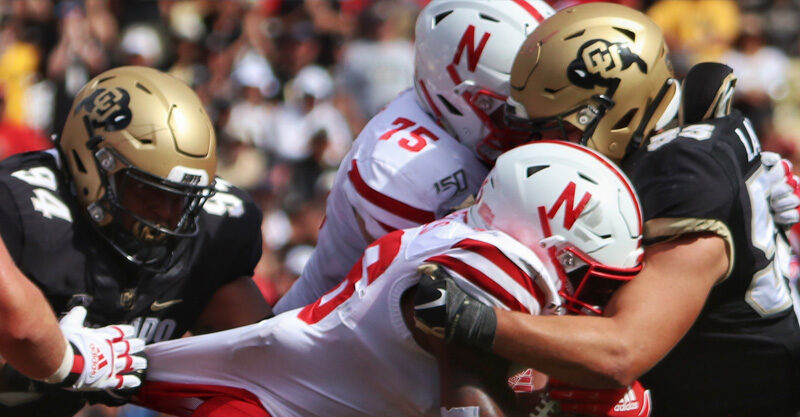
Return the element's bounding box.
[417,80,443,120]
[512,0,546,22]
[446,63,462,85]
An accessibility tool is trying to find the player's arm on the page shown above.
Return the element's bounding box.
[0,235,66,380]
[193,276,272,333]
[492,233,727,387]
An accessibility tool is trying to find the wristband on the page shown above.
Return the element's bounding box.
[449,297,497,351]
[41,337,74,384]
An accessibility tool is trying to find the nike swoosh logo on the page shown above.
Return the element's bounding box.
[151,299,183,311]
[415,289,446,310]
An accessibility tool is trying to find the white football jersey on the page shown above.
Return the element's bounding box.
[140,212,562,417]
[274,89,489,313]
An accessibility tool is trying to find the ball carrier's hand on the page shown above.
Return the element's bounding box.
[413,264,497,351]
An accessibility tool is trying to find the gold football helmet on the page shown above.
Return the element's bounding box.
[59,66,216,269]
[506,3,680,161]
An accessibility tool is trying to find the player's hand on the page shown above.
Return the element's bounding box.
[762,151,800,227]
[413,264,497,351]
[54,306,147,391]
[549,379,651,417]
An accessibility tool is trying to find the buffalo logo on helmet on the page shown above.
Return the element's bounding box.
[567,39,647,96]
[74,87,133,132]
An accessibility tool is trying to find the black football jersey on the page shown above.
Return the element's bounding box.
[0,150,263,415]
[624,111,800,416]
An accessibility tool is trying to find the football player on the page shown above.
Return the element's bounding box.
[414,3,800,416]
[271,0,556,314]
[133,141,649,417]
[0,66,271,415]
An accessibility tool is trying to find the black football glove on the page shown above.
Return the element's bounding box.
[413,264,497,351]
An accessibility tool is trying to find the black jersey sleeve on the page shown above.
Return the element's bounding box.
[632,138,736,244]
[222,188,263,280]
[0,179,24,261]
[201,183,264,284]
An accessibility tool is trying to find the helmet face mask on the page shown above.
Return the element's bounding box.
[103,149,214,241]
[59,66,217,271]
[505,94,613,144]
[468,141,643,316]
[103,164,213,270]
[461,84,539,162]
[413,0,554,164]
[507,3,680,161]
[547,229,641,316]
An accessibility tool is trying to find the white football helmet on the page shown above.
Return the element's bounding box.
[468,141,644,314]
[413,0,554,164]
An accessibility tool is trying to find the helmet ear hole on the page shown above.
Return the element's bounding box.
[434,10,453,25]
[611,108,637,131]
[438,95,463,116]
[71,149,88,174]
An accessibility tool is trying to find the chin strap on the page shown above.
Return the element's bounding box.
[624,78,677,158]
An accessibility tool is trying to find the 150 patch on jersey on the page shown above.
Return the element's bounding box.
[434,169,468,194]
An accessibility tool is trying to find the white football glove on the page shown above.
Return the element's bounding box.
[762,151,800,227]
[47,306,147,391]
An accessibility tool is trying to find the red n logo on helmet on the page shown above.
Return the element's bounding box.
[453,25,491,72]
[547,182,592,230]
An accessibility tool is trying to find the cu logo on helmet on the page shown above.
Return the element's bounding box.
[74,87,133,132]
[567,39,647,94]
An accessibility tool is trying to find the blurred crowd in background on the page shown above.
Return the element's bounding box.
[0,0,797,415]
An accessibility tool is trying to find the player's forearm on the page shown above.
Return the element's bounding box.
[0,271,66,379]
[492,235,727,389]
[492,311,635,388]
